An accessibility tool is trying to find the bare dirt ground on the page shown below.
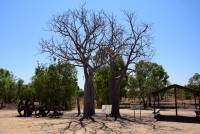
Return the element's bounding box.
[0,107,199,134]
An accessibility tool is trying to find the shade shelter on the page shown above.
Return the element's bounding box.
[152,84,200,117]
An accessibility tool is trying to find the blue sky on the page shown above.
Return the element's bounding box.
[0,0,199,89]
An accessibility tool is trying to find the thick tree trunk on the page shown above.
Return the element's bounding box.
[109,60,122,118]
[109,70,115,111]
[110,82,120,117]
[90,80,95,115]
[83,77,92,117]
[83,68,95,118]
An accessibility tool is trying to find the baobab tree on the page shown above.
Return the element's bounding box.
[105,11,155,118]
[40,5,107,119]
[40,3,155,120]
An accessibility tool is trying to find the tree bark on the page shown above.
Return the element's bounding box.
[90,80,95,115]
[110,81,121,117]
[109,58,129,118]
[83,78,91,117]
[83,68,95,118]
[109,60,121,117]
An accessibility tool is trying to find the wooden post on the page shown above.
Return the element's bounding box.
[174,87,178,116]
[194,94,197,110]
[77,97,81,116]
[199,93,200,110]
[140,106,141,120]
[158,94,160,108]
[154,94,156,117]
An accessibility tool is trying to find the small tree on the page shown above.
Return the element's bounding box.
[188,73,200,90]
[127,75,139,100]
[131,61,169,108]
[94,67,110,108]
[16,79,35,100]
[186,73,200,99]
[32,60,78,109]
[0,68,16,108]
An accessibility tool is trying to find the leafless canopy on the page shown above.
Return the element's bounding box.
[40,6,154,74]
[40,5,107,71]
[105,11,155,75]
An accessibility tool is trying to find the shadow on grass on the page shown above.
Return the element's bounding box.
[157,115,200,124]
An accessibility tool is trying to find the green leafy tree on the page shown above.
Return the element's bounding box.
[32,60,78,109]
[32,63,48,105]
[0,68,16,108]
[130,61,169,108]
[75,87,84,116]
[16,79,25,100]
[94,67,110,108]
[186,73,200,99]
[188,73,200,90]
[15,79,35,100]
[94,56,128,108]
[127,75,139,99]
[0,68,35,107]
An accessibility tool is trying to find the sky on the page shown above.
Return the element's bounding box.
[0,0,200,89]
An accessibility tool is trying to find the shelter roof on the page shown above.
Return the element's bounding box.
[152,84,200,95]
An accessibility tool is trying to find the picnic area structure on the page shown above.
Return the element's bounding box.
[152,84,200,117]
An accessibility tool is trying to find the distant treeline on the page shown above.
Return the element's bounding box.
[1,58,199,109]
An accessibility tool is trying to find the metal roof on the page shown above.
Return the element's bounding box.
[152,84,200,95]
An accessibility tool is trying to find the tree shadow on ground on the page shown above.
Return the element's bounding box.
[26,112,158,134]
[59,113,155,134]
[157,115,200,124]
